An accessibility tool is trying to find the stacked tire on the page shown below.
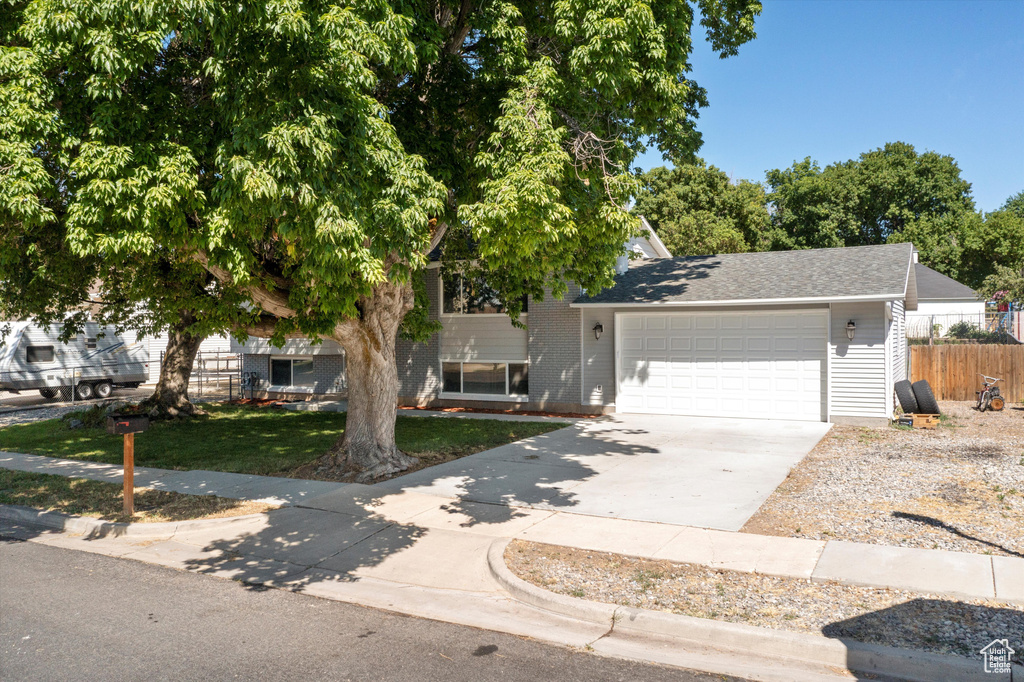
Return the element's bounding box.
[894,379,940,415]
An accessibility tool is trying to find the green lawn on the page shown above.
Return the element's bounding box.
[0,404,566,478]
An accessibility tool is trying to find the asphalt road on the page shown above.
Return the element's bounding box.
[0,536,739,682]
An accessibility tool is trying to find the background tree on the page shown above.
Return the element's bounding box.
[973,190,1024,303]
[2,0,761,479]
[765,142,979,279]
[633,162,771,256]
[1000,190,1024,219]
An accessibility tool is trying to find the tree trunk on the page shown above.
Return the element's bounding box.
[331,281,418,482]
[139,313,204,419]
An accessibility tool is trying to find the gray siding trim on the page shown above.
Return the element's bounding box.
[439,316,528,361]
[829,301,888,419]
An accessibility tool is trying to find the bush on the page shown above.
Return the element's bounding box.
[945,321,1001,343]
[61,401,136,429]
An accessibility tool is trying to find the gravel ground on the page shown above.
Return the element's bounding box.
[742,401,1024,557]
[507,540,1024,660]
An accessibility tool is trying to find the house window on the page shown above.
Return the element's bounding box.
[86,338,97,350]
[26,346,55,363]
[442,274,528,315]
[441,361,528,396]
[270,357,315,388]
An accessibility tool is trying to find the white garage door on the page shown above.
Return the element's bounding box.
[616,310,827,421]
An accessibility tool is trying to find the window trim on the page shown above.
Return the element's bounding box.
[268,355,318,392]
[26,345,56,364]
[439,359,529,399]
[439,272,528,318]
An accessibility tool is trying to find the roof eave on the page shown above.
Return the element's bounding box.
[571,293,906,308]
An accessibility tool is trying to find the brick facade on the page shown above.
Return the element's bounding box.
[526,283,582,410]
[396,268,442,401]
[240,352,346,399]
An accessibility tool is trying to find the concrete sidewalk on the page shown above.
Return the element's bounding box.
[2,449,1022,604]
[4,455,1024,681]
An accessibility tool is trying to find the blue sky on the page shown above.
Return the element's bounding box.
[634,0,1024,212]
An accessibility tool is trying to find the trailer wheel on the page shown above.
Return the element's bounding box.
[38,388,58,400]
[75,382,94,400]
[94,381,113,399]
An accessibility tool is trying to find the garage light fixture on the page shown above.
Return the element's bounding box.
[593,323,604,340]
[846,320,856,340]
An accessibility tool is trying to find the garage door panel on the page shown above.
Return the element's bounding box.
[646,316,667,331]
[617,310,826,421]
[721,337,743,351]
[646,337,667,351]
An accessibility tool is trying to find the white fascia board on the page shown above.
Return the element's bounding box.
[902,252,918,311]
[570,293,903,308]
[638,216,672,258]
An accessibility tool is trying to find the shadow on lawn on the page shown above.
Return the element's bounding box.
[166,418,658,591]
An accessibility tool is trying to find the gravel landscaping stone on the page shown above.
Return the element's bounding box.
[742,401,1024,557]
[506,540,1024,660]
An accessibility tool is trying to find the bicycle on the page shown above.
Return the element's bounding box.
[975,374,1005,412]
[240,371,261,400]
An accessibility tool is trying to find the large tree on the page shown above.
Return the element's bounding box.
[633,162,771,256]
[2,0,760,479]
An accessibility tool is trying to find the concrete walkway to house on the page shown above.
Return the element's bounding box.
[2,448,1022,606]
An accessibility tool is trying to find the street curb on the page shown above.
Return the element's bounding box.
[487,539,1016,682]
[0,504,268,540]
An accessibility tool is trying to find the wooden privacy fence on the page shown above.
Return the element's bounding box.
[910,344,1024,403]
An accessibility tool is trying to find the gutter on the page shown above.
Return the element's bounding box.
[570,293,906,308]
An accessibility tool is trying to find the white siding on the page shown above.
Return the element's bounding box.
[829,302,888,419]
[439,315,528,361]
[229,336,344,355]
[892,300,907,383]
[149,333,233,383]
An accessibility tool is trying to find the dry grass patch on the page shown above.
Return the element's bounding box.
[0,470,276,524]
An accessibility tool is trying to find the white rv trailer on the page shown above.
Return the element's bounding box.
[0,322,149,400]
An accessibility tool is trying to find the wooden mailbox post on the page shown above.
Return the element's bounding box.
[106,414,150,515]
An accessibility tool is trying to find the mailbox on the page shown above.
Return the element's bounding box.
[106,414,150,435]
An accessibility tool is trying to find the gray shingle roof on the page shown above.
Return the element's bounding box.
[913,263,977,300]
[574,243,914,305]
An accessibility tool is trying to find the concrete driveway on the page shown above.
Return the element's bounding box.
[376,414,831,531]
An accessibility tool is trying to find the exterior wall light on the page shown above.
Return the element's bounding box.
[846,320,856,340]
[593,322,604,340]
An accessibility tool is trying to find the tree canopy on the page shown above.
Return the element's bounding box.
[633,162,770,256]
[1,0,761,475]
[763,142,1022,287]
